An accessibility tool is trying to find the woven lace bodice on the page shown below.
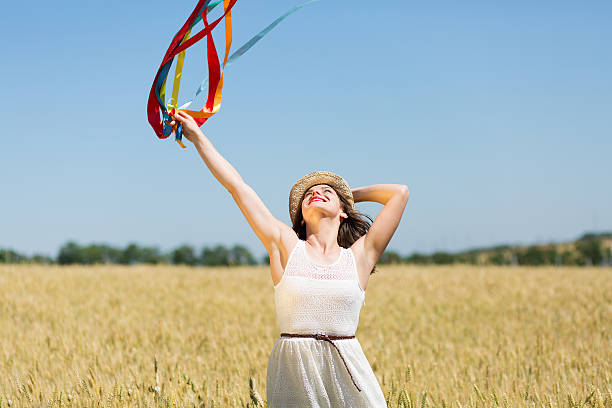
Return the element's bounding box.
[273,239,366,336]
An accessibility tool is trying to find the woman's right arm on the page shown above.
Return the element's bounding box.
[169,110,289,253]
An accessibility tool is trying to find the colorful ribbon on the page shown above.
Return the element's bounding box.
[147,0,319,148]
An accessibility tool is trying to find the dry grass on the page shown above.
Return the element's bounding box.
[0,264,610,407]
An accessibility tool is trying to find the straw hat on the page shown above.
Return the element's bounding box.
[289,170,354,226]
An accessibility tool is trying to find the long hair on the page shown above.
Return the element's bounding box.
[291,189,378,275]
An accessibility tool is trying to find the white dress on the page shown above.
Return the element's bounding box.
[267,239,387,407]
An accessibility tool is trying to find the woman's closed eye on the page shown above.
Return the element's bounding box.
[306,189,332,197]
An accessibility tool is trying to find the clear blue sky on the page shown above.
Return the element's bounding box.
[1,0,610,259]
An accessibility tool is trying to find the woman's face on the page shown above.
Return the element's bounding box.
[301,184,344,224]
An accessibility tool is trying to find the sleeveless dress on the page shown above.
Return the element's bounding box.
[266,239,387,407]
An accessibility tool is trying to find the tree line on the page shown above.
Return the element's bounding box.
[0,242,262,266]
[1,232,611,266]
[379,233,612,267]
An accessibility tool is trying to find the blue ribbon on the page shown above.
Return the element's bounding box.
[179,0,320,110]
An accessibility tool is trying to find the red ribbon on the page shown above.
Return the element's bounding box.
[147,0,238,138]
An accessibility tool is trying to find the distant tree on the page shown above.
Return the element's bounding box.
[560,250,581,265]
[431,252,454,264]
[455,252,479,265]
[0,249,27,263]
[517,246,547,266]
[82,244,122,264]
[83,245,105,264]
[575,239,603,266]
[405,253,429,264]
[172,244,198,266]
[379,250,402,264]
[229,244,257,266]
[604,244,612,267]
[200,244,230,266]
[488,251,507,265]
[57,241,84,265]
[57,242,121,265]
[120,243,141,265]
[31,254,54,264]
[543,248,557,265]
[140,246,165,264]
[119,243,164,265]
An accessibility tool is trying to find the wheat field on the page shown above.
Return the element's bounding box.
[0,264,610,407]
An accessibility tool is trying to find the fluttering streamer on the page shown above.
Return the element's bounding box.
[147,0,319,148]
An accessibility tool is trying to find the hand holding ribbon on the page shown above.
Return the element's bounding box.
[166,110,203,145]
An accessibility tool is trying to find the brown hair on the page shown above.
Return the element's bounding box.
[291,188,378,275]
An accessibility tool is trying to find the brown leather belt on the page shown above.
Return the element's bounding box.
[280,332,361,392]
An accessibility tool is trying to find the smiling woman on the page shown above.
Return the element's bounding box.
[265,170,409,406]
[167,109,409,406]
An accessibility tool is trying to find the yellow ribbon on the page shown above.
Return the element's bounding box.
[179,0,232,119]
[165,28,194,148]
[168,27,193,111]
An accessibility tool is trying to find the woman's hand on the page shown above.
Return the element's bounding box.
[165,110,204,144]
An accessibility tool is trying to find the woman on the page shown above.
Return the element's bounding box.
[168,111,410,407]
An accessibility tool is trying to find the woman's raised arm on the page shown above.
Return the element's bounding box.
[351,184,410,273]
[170,110,242,192]
[169,111,288,253]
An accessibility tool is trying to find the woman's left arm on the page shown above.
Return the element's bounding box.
[351,184,410,268]
[352,184,408,205]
